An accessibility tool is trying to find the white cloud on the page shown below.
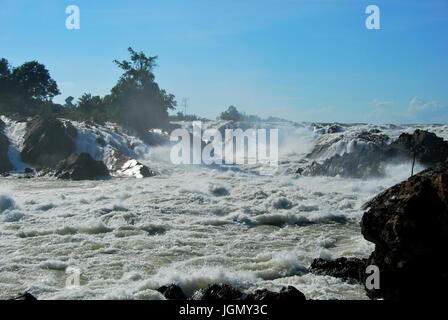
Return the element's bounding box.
[408,96,442,113]
[372,99,393,107]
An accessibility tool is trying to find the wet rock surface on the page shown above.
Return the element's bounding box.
[157,284,187,300]
[110,151,156,178]
[301,129,448,179]
[309,257,367,283]
[302,146,388,179]
[361,160,448,300]
[21,118,77,169]
[245,286,306,301]
[387,129,448,167]
[158,283,307,301]
[191,284,243,300]
[9,292,37,301]
[53,152,110,180]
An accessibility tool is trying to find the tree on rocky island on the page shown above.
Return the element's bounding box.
[107,47,176,133]
[219,106,244,121]
[0,58,60,116]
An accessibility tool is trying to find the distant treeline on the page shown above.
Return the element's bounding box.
[1,48,286,135]
[0,47,176,134]
[217,105,288,123]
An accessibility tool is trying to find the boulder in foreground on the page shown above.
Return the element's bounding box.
[245,286,306,301]
[361,160,448,300]
[9,292,37,301]
[157,284,187,300]
[191,284,243,300]
[53,153,110,180]
[309,257,367,283]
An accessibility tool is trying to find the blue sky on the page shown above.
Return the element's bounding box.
[1,0,447,123]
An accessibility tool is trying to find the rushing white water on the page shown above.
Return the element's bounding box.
[0,116,30,172]
[0,119,445,300]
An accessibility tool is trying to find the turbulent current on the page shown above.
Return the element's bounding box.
[1,118,447,300]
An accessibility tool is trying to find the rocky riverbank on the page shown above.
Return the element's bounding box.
[309,160,448,300]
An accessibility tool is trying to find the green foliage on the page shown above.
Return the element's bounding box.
[107,47,176,133]
[0,48,177,133]
[0,58,61,116]
[64,96,75,108]
[11,61,59,100]
[219,106,243,121]
[170,111,209,122]
[218,105,264,122]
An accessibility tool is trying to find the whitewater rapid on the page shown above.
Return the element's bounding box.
[0,120,446,300]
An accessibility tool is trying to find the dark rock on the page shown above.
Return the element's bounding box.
[302,146,388,179]
[309,257,367,283]
[10,292,37,301]
[302,130,447,179]
[192,284,243,300]
[96,136,107,147]
[53,153,110,181]
[387,129,448,167]
[21,118,77,169]
[313,123,345,135]
[24,167,34,174]
[361,160,448,300]
[0,118,13,174]
[245,286,306,301]
[157,284,187,300]
[326,124,345,134]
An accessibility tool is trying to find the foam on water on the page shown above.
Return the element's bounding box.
[0,120,447,300]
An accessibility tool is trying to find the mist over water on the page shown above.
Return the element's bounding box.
[0,118,446,300]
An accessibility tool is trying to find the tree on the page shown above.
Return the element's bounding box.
[108,47,176,132]
[78,93,103,111]
[0,59,60,116]
[64,96,75,108]
[219,106,244,121]
[0,58,11,78]
[11,61,59,101]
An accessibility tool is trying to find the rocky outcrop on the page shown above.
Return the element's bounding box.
[191,284,243,300]
[53,153,110,181]
[0,118,13,173]
[307,130,389,160]
[309,257,367,283]
[301,130,448,179]
[301,146,387,179]
[158,283,307,301]
[109,151,156,178]
[21,118,77,169]
[157,284,187,300]
[245,286,306,301]
[9,292,37,301]
[361,160,448,300]
[387,129,448,167]
[313,123,345,135]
